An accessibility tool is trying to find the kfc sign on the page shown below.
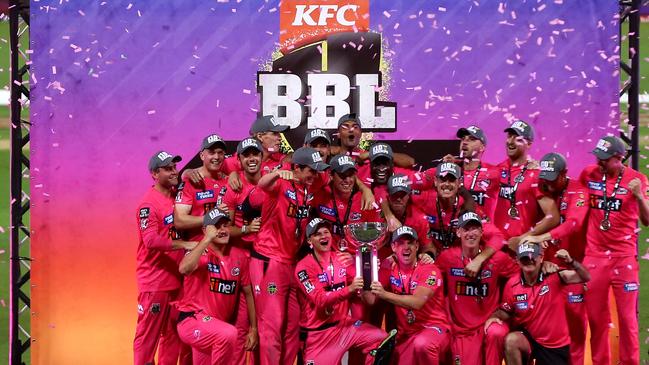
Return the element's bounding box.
[292,4,360,26]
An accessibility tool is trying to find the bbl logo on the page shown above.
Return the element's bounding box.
[257,0,396,148]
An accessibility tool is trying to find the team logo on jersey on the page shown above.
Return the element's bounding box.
[139,207,150,218]
[175,191,183,203]
[616,187,628,195]
[297,270,309,282]
[196,190,215,200]
[450,268,466,277]
[478,179,491,189]
[207,262,220,273]
[350,212,362,221]
[515,294,527,301]
[426,274,437,286]
[410,281,418,290]
[202,315,212,322]
[479,270,492,279]
[425,215,437,224]
[231,267,240,276]
[624,282,639,292]
[285,189,297,201]
[318,205,336,217]
[501,170,508,179]
[317,273,328,283]
[587,181,605,191]
[339,268,346,278]
[455,281,488,297]
[210,278,237,295]
[389,275,402,287]
[137,304,144,315]
[267,282,278,295]
[515,302,529,310]
[576,199,585,207]
[539,284,550,296]
[194,330,201,339]
[140,218,148,230]
[164,214,174,225]
[303,280,315,293]
[560,201,568,211]
[150,303,160,314]
[567,294,584,303]
[589,195,622,211]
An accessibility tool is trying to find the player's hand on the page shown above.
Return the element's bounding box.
[217,203,229,215]
[464,257,484,278]
[228,171,243,192]
[247,217,262,233]
[541,260,559,274]
[277,170,294,181]
[520,235,549,249]
[244,327,259,351]
[358,151,369,162]
[442,154,458,163]
[184,168,205,188]
[370,281,386,298]
[204,225,218,241]
[527,158,540,170]
[554,249,573,265]
[386,215,403,232]
[360,188,376,211]
[628,177,644,199]
[418,253,435,265]
[336,251,354,267]
[348,277,365,293]
[484,317,503,334]
[507,236,522,251]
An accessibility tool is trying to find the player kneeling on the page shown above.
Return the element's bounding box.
[485,243,590,365]
[369,226,451,364]
[296,218,396,365]
[175,209,257,365]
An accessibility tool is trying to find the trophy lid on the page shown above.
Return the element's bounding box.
[343,222,388,245]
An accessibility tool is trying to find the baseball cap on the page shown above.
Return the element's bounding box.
[538,152,567,181]
[237,138,263,155]
[391,225,418,243]
[369,143,393,163]
[504,120,535,142]
[249,115,289,135]
[203,208,231,227]
[457,211,482,228]
[436,162,461,179]
[306,218,332,238]
[292,147,330,171]
[457,125,487,145]
[148,150,182,172]
[330,154,357,174]
[388,174,412,195]
[304,129,332,145]
[201,134,227,151]
[592,136,627,160]
[337,113,361,128]
[517,242,541,261]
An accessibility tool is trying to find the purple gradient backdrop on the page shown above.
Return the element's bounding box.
[30,0,618,363]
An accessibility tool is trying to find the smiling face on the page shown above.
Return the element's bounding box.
[371,157,393,184]
[597,155,624,175]
[460,135,485,160]
[457,223,482,250]
[200,147,225,173]
[332,169,356,195]
[518,254,543,276]
[505,132,530,160]
[309,226,333,253]
[239,149,262,175]
[338,121,362,149]
[152,164,179,189]
[206,220,231,245]
[391,236,419,267]
[435,175,459,199]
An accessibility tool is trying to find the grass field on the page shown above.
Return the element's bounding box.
[1,14,649,365]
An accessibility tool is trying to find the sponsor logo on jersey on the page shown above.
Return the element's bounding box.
[455,281,489,297]
[624,282,639,292]
[390,275,402,287]
[175,192,183,202]
[339,268,346,277]
[285,189,297,201]
[539,284,550,296]
[267,282,278,295]
[589,195,622,211]
[560,201,568,211]
[317,273,328,283]
[425,215,437,224]
[499,184,514,200]
[164,213,173,225]
[410,280,418,290]
[196,190,215,200]
[470,190,487,206]
[426,274,437,286]
[450,268,466,277]
[297,270,309,282]
[515,302,529,310]
[207,262,220,273]
[318,205,336,217]
[139,207,150,218]
[140,218,148,230]
[567,294,584,303]
[303,280,315,293]
[587,181,605,191]
[515,293,527,301]
[501,170,508,179]
[210,278,238,295]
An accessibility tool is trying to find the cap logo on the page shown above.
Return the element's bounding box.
[241,138,257,149]
[207,135,222,144]
[157,151,172,161]
[310,129,327,138]
[540,160,555,172]
[208,209,224,220]
[391,176,409,188]
[338,155,354,166]
[395,226,411,236]
[311,152,323,163]
[372,144,389,156]
[269,116,279,126]
[467,126,479,133]
[518,243,535,255]
[462,212,479,222]
[440,162,457,174]
[511,121,527,133]
[309,218,322,228]
[596,139,611,152]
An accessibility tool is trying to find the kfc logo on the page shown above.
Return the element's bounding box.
[292,4,360,26]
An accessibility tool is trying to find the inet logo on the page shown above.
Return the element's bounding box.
[292,4,360,26]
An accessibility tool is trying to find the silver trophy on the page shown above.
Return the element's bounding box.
[344,222,388,290]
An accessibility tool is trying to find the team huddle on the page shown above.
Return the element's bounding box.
[133,114,649,365]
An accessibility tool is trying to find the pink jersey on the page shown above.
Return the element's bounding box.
[175,175,229,241]
[136,187,183,292]
[222,171,258,246]
[436,247,518,335]
[175,246,250,322]
[381,262,448,336]
[544,178,589,262]
[500,272,570,348]
[580,165,648,257]
[463,163,500,221]
[223,152,289,176]
[493,159,545,238]
[255,178,317,263]
[412,190,465,252]
[389,203,433,251]
[313,186,382,252]
[295,253,352,329]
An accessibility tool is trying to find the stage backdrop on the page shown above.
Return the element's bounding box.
[31,0,618,363]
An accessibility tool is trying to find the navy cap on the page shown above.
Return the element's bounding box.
[457,125,487,145]
[391,225,418,243]
[337,113,361,128]
[201,134,227,151]
[436,162,461,179]
[539,152,567,181]
[330,154,357,174]
[517,243,541,260]
[369,143,393,162]
[203,208,231,227]
[592,136,627,160]
[388,174,412,195]
[292,147,330,171]
[304,129,332,145]
[237,138,263,155]
[306,218,332,238]
[148,151,182,172]
[249,115,289,135]
[457,211,482,228]
[504,120,535,142]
